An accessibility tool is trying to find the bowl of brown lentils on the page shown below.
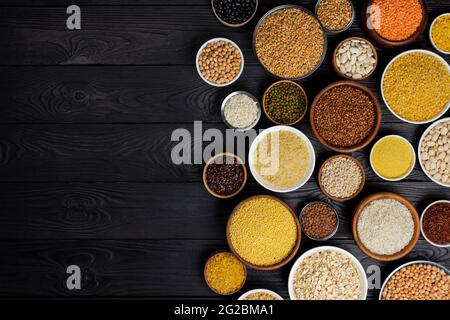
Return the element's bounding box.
[299,201,339,241]
[196,38,244,87]
[203,153,247,199]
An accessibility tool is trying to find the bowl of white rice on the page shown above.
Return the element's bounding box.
[221,91,261,131]
[352,192,420,261]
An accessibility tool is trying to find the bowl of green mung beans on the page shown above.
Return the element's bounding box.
[263,80,308,125]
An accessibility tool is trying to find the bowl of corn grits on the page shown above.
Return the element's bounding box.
[381,49,450,124]
[370,135,416,181]
[248,126,315,193]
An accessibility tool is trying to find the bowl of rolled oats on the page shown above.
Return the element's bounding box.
[288,246,368,300]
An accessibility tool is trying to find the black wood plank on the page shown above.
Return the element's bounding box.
[0,2,448,65]
[3,66,448,124]
[0,239,447,299]
[0,181,447,240]
[0,122,445,182]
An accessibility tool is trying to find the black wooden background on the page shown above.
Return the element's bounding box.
[0,0,448,299]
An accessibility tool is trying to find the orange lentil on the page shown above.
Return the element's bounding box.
[369,0,423,41]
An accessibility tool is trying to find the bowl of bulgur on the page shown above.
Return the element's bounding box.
[381,49,450,124]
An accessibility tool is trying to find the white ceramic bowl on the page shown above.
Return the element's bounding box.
[381,49,450,124]
[195,38,244,87]
[288,246,368,300]
[429,13,450,55]
[379,260,450,300]
[369,135,416,181]
[420,200,450,248]
[221,91,261,131]
[238,289,283,300]
[248,126,316,193]
[418,117,450,187]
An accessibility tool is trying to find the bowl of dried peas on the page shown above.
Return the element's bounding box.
[381,49,450,124]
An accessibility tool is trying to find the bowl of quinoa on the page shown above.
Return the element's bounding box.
[381,50,450,124]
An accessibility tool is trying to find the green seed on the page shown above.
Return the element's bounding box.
[265,82,307,124]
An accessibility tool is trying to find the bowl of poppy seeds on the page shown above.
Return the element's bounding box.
[203,153,247,199]
[253,5,327,79]
[310,80,381,152]
[300,201,339,241]
[263,80,308,125]
[212,0,258,27]
[420,200,450,248]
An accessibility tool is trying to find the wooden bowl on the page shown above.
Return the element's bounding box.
[310,80,382,152]
[226,195,301,270]
[211,0,259,28]
[362,0,428,49]
[352,192,420,261]
[262,80,308,125]
[204,250,247,295]
[202,153,247,199]
[332,37,378,80]
[318,155,366,202]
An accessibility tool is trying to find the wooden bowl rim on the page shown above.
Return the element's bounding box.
[211,0,259,28]
[226,195,301,270]
[309,80,382,152]
[332,36,378,80]
[203,250,247,295]
[318,154,366,202]
[262,80,308,125]
[202,152,248,199]
[362,0,428,48]
[352,192,421,261]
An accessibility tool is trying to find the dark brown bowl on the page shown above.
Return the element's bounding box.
[226,195,301,270]
[318,154,366,202]
[211,0,259,28]
[352,192,420,262]
[332,37,378,80]
[202,153,247,199]
[262,80,308,125]
[204,250,247,295]
[310,80,382,153]
[362,0,428,49]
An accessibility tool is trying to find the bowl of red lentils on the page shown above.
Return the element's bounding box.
[196,38,244,87]
[420,200,450,248]
[380,261,450,300]
[363,0,428,48]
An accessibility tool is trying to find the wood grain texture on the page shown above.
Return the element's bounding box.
[0,3,448,65]
[0,122,445,182]
[2,66,448,124]
[0,239,448,298]
[0,181,447,240]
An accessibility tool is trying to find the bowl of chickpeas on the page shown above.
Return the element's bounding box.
[196,38,244,87]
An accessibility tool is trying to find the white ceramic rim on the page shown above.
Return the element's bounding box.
[369,135,416,181]
[379,260,450,300]
[418,117,450,187]
[381,49,450,124]
[429,13,450,55]
[220,91,261,131]
[248,126,316,193]
[288,246,368,300]
[420,200,450,248]
[195,38,244,87]
[238,288,284,301]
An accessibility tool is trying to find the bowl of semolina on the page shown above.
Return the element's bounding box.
[381,49,450,124]
[248,126,316,192]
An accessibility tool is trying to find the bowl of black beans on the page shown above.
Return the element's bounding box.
[212,0,258,28]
